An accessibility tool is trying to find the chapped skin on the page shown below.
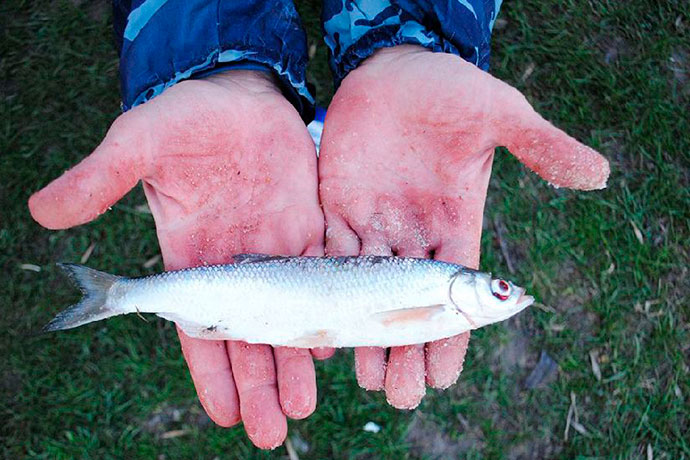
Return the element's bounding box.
[319,45,609,409]
[29,71,324,449]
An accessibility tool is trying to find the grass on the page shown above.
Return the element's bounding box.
[1,0,688,458]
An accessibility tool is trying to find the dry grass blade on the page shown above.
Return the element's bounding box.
[19,263,41,272]
[630,220,644,244]
[285,436,300,460]
[521,62,536,82]
[564,392,590,440]
[143,255,161,268]
[564,392,575,442]
[135,203,152,214]
[674,384,683,399]
[589,350,602,381]
[571,421,589,436]
[160,429,189,439]
[533,302,557,313]
[80,242,96,264]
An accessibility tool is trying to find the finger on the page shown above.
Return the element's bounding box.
[227,341,287,449]
[302,242,324,257]
[428,243,477,389]
[425,333,470,389]
[384,344,426,409]
[434,240,480,270]
[177,329,241,427]
[495,86,610,190]
[354,347,387,391]
[324,211,360,256]
[360,233,393,256]
[395,244,427,259]
[311,347,336,360]
[273,347,317,420]
[28,111,150,229]
[353,236,392,391]
[385,247,427,407]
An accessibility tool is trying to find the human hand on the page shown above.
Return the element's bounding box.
[319,45,609,409]
[29,70,330,449]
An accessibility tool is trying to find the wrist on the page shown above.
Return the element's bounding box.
[202,69,282,97]
[357,44,430,70]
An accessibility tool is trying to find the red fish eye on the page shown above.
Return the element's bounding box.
[491,279,511,301]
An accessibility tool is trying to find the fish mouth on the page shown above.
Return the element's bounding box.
[516,288,535,309]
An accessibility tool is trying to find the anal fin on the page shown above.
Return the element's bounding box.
[157,313,232,340]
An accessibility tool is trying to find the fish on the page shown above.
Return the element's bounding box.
[43,255,534,347]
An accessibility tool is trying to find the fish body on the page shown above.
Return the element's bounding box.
[45,255,534,347]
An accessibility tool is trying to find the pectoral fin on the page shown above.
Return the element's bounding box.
[372,305,446,326]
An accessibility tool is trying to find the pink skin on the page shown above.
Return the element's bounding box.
[319,45,609,409]
[28,71,335,449]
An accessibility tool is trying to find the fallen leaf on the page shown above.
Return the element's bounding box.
[524,351,558,389]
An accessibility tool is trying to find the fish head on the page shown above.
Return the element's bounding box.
[449,270,534,328]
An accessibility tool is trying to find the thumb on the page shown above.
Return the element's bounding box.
[29,111,151,229]
[492,84,610,190]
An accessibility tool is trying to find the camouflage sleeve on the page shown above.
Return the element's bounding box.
[322,0,502,86]
[112,0,314,121]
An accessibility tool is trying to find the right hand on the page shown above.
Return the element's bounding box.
[319,45,609,409]
[29,70,331,449]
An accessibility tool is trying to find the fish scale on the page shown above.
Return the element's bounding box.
[44,255,533,347]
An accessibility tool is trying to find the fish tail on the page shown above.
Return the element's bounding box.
[43,263,124,332]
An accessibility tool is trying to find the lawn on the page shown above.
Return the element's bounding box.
[1,0,688,458]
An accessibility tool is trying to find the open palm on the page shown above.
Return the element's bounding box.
[319,45,609,409]
[29,71,326,449]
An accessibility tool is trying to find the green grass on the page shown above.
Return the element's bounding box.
[2,0,688,458]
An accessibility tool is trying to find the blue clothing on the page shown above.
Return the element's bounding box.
[322,0,502,87]
[112,0,314,121]
[112,0,500,121]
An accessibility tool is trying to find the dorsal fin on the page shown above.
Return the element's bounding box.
[232,253,288,264]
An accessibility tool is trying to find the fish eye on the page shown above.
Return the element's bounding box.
[491,279,511,301]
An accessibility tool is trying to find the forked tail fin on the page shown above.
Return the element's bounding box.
[43,263,124,332]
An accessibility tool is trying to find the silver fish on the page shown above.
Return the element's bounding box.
[44,255,534,347]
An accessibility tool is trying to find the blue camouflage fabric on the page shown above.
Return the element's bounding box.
[112,0,315,121]
[322,0,503,87]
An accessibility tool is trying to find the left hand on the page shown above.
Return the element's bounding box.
[29,70,328,449]
[319,45,609,409]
